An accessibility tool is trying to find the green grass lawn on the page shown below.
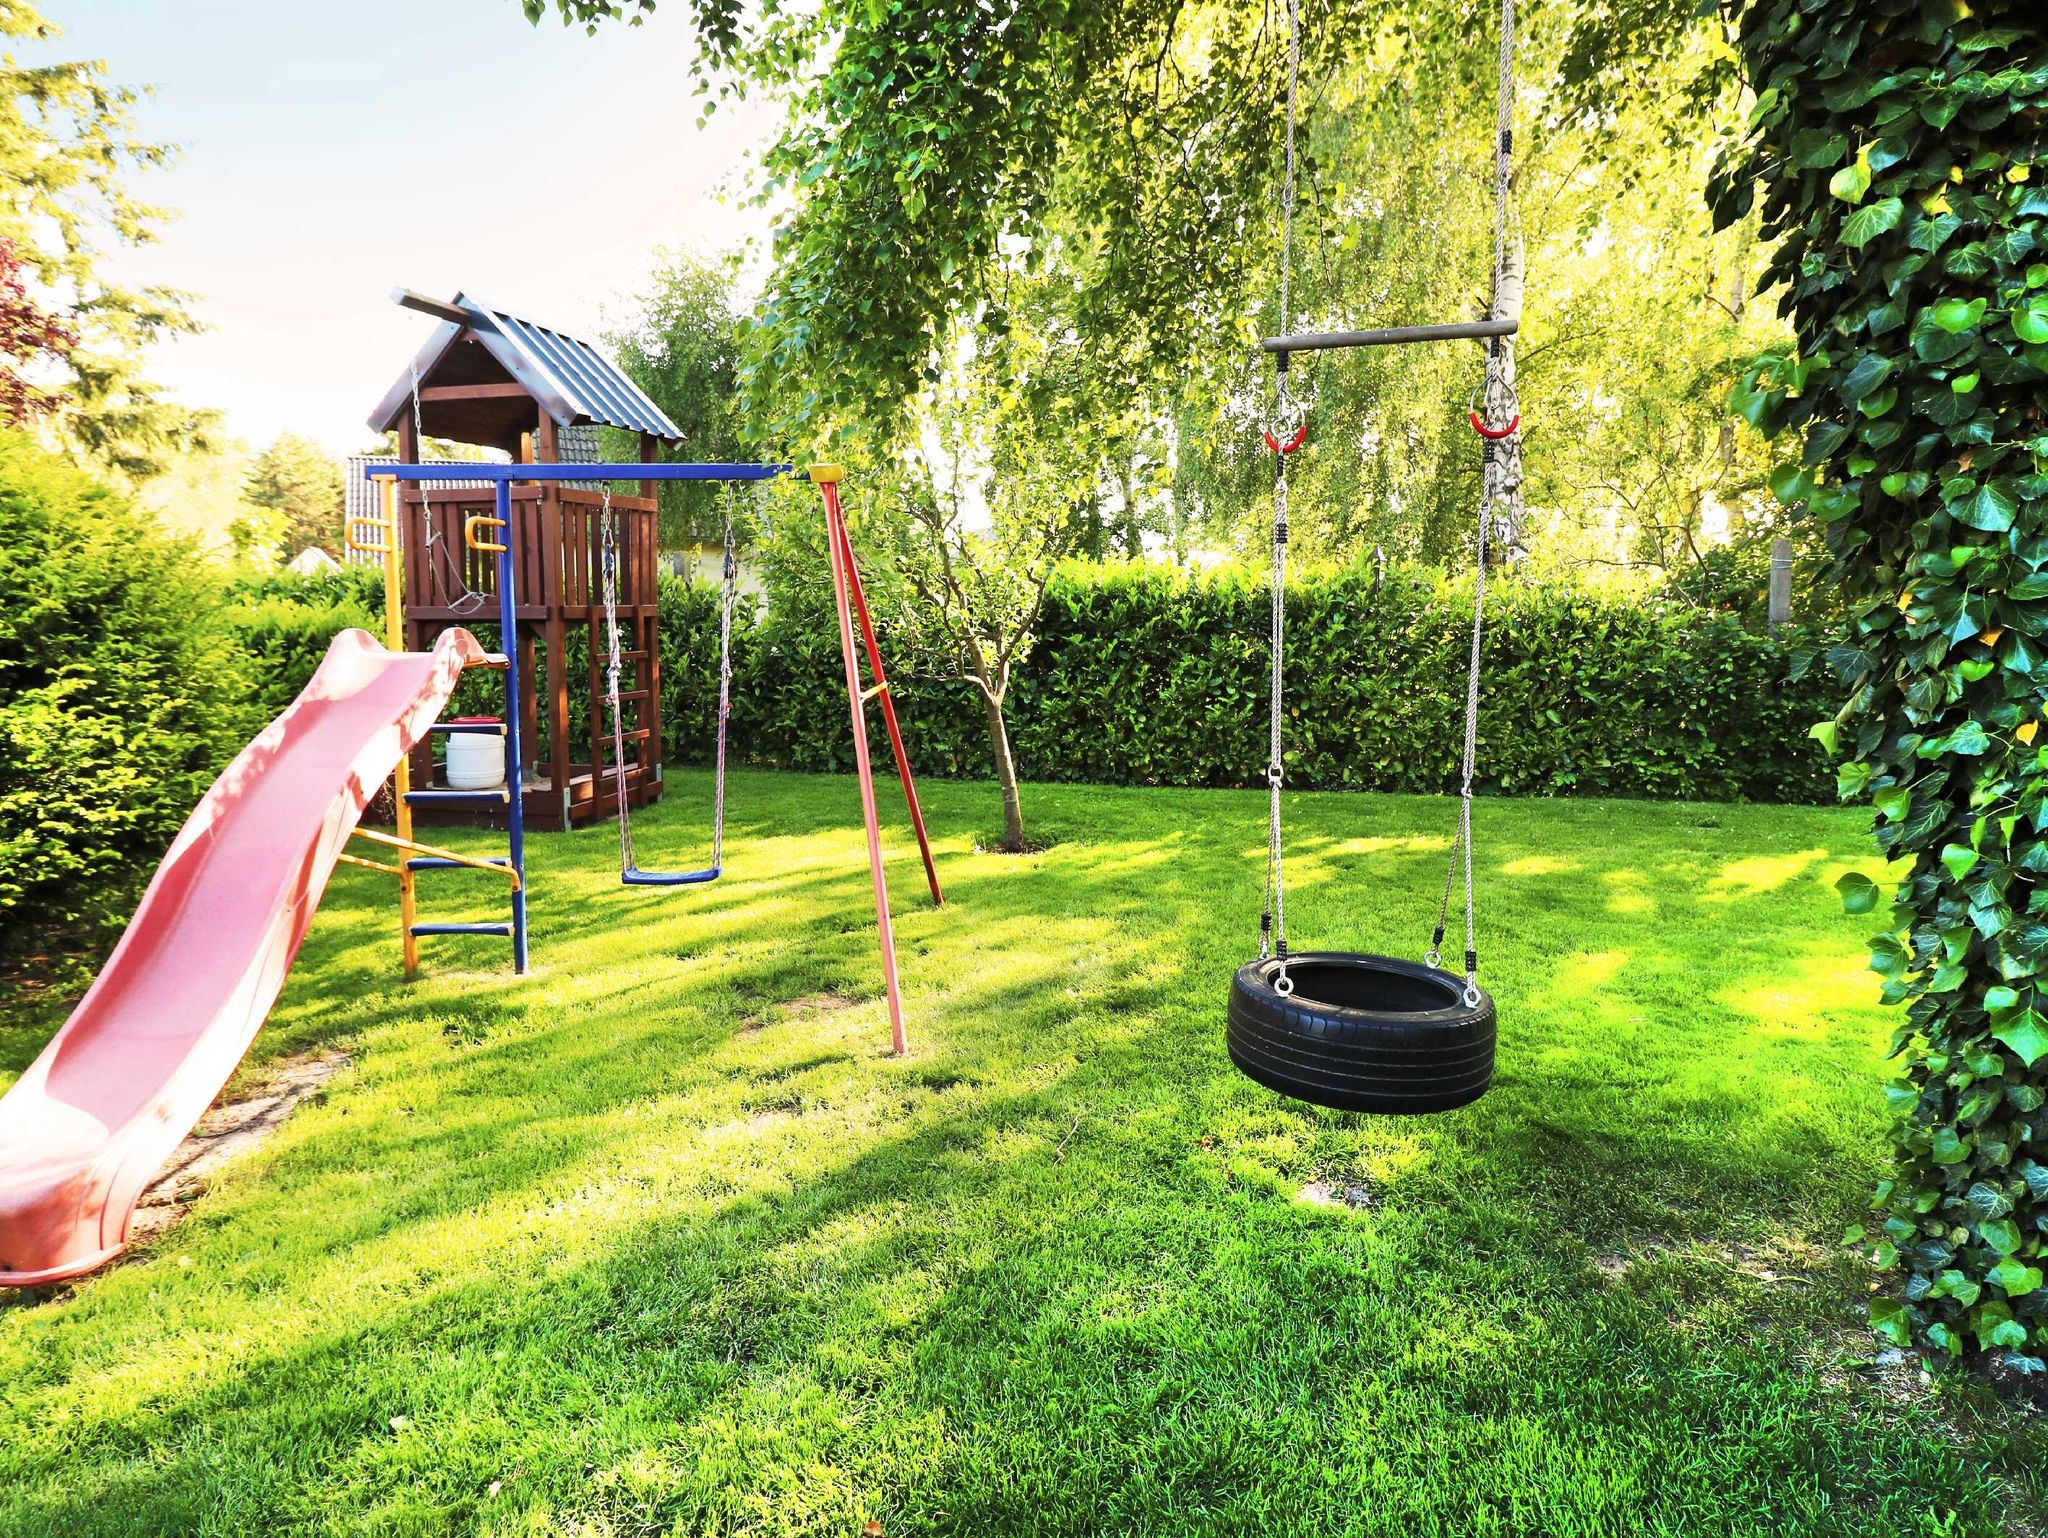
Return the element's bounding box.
[1,771,2042,1536]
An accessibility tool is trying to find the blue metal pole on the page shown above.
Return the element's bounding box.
[495,478,530,974]
[362,463,795,484]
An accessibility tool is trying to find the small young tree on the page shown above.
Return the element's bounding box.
[242,433,344,558]
[884,409,1091,852]
[605,248,747,544]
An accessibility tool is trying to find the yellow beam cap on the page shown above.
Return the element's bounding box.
[808,463,846,484]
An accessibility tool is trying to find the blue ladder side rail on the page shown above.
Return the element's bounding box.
[406,481,529,969]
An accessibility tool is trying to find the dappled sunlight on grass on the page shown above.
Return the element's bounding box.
[1597,867,1658,916]
[1722,946,1881,1041]
[1705,847,1832,902]
[1500,853,1583,877]
[1,772,2041,1536]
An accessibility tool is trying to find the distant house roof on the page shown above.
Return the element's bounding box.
[288,546,342,576]
[367,293,684,447]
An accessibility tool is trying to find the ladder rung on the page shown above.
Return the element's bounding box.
[467,653,512,671]
[405,787,511,806]
[409,922,513,938]
[859,683,889,703]
[405,856,513,872]
[611,689,653,703]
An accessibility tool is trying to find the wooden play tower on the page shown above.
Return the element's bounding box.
[367,291,680,833]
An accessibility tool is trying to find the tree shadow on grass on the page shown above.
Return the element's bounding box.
[0,1015,2027,1538]
[7,775,2025,1535]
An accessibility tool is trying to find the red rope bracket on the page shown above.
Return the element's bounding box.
[1264,423,1308,455]
[1469,410,1520,440]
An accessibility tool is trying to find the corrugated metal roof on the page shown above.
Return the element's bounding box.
[366,294,685,442]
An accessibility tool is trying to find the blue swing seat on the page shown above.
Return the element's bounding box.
[622,864,721,888]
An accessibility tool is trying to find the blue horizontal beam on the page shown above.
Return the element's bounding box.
[362,461,796,484]
[409,922,514,938]
[404,856,513,873]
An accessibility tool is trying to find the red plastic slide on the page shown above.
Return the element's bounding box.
[0,627,484,1286]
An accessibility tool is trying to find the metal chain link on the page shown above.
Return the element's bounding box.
[709,486,740,871]
[598,486,638,877]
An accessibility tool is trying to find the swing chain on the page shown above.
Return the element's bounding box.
[408,363,488,618]
[598,485,639,877]
[709,485,740,871]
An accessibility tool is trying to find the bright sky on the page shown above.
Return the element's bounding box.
[32,0,777,454]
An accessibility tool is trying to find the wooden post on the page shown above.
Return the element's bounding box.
[1768,537,1793,632]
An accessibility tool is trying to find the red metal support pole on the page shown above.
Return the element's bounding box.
[815,467,910,1055]
[828,505,944,907]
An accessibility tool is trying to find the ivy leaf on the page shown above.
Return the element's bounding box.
[1954,479,2021,532]
[1840,352,1894,403]
[1869,1296,1912,1345]
[1990,1257,2045,1298]
[1994,1009,2048,1068]
[1931,296,1988,333]
[1980,1218,2023,1255]
[2014,297,2048,345]
[1830,154,1873,204]
[1968,1181,2015,1221]
[1770,462,1816,505]
[1923,720,1990,756]
[1931,1126,1972,1164]
[1837,871,1881,914]
[1842,197,1905,249]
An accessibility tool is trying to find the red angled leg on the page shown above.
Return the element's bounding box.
[829,509,944,907]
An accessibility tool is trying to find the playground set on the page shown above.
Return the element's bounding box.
[0,0,1521,1287]
[0,295,941,1287]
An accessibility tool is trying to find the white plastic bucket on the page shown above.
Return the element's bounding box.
[445,719,507,789]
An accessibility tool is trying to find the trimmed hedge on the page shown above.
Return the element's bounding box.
[0,437,253,967]
[654,560,1835,804]
[58,554,1836,815]
[218,566,379,719]
[7,542,1832,974]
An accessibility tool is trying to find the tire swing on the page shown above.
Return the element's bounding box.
[1226,0,1520,1116]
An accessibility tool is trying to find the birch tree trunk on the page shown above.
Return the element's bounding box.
[1483,234,1526,565]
